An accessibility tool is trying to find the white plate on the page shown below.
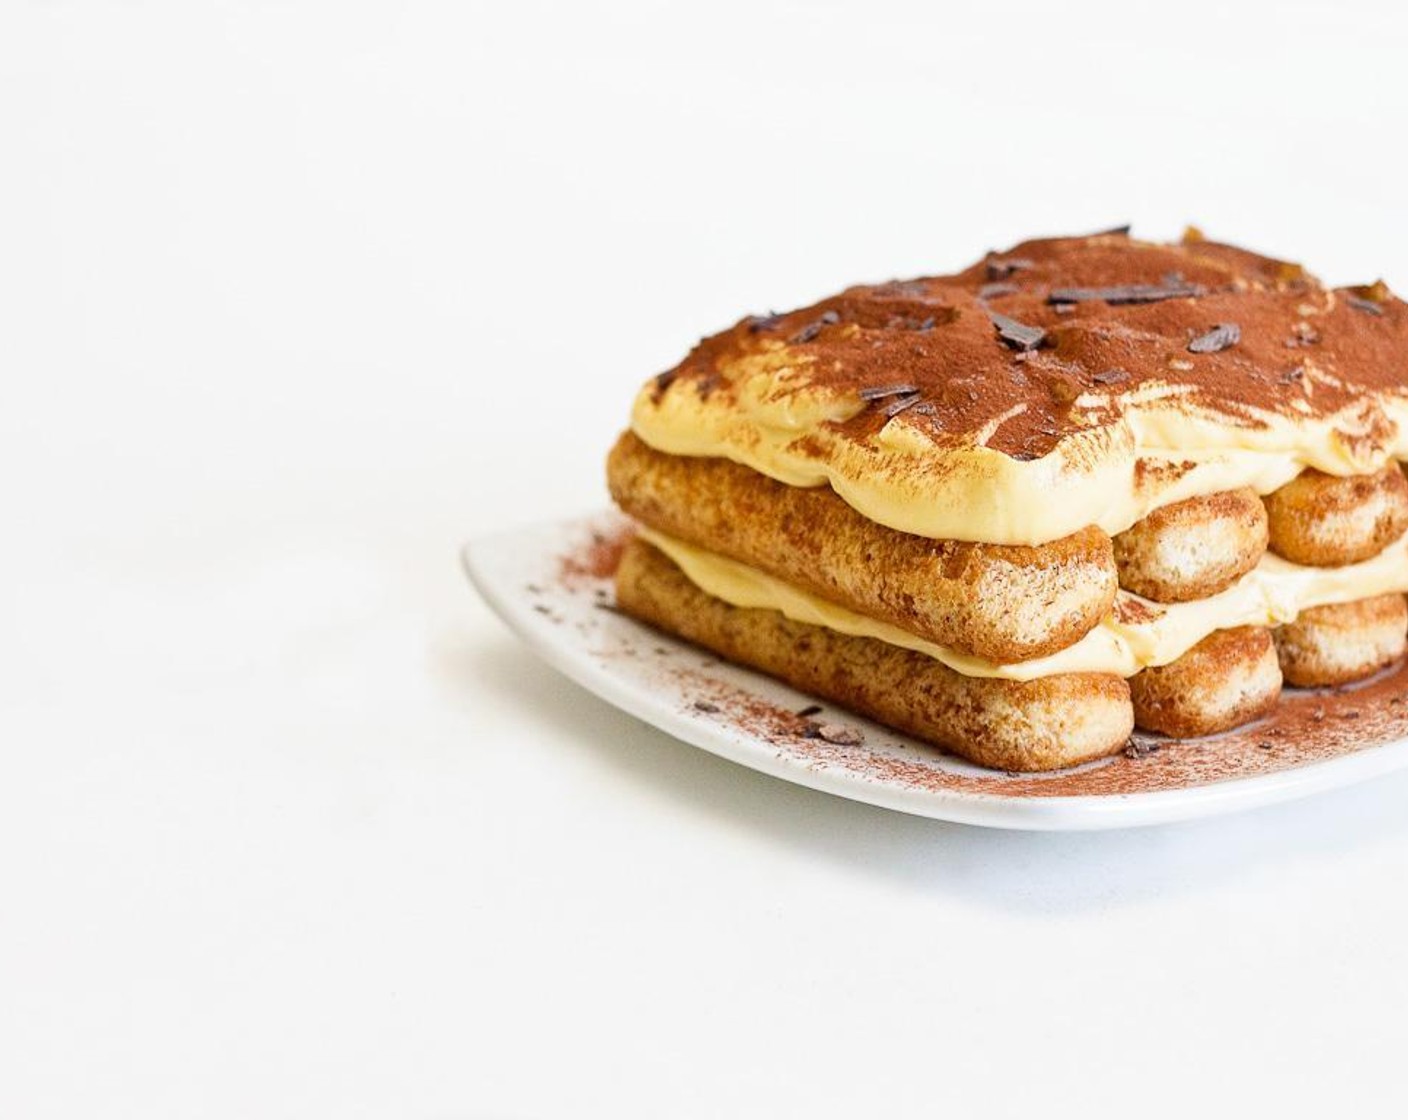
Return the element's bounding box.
[463,512,1408,830]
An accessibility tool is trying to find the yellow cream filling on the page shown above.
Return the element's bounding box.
[631,373,1408,546]
[639,526,1408,681]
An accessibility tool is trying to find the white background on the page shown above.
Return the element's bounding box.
[5,1,1408,1116]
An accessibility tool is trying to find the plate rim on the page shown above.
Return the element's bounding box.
[462,516,1408,831]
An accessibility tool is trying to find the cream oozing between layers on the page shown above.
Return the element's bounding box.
[640,526,1408,682]
[632,376,1408,547]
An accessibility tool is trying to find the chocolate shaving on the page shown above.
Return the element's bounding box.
[1187,322,1241,353]
[882,392,926,418]
[1279,366,1305,384]
[1048,280,1204,305]
[790,309,840,344]
[795,704,823,718]
[985,257,1035,281]
[803,721,864,746]
[871,279,929,298]
[1348,295,1386,317]
[1092,368,1131,385]
[989,311,1046,352]
[859,382,919,401]
[745,311,784,333]
[1091,223,1133,237]
[978,282,1019,300]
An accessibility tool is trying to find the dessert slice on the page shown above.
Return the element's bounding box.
[608,228,1408,770]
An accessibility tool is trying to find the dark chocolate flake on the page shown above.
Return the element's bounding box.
[1092,368,1132,385]
[978,282,1019,300]
[746,311,784,333]
[1347,295,1386,317]
[790,309,841,344]
[1187,322,1241,353]
[859,382,919,401]
[882,392,926,418]
[989,311,1046,352]
[1048,281,1204,305]
[871,279,930,298]
[795,704,823,718]
[985,257,1035,281]
[804,721,864,746]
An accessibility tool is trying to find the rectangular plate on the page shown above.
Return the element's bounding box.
[464,512,1408,830]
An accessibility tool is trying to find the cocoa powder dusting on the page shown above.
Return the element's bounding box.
[1114,597,1162,625]
[559,524,633,585]
[790,661,1408,798]
[666,661,1408,800]
[644,232,1408,463]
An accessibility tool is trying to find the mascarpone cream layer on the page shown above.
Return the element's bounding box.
[640,526,1408,681]
[631,379,1408,546]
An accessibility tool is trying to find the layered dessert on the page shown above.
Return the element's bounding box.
[605,228,1408,771]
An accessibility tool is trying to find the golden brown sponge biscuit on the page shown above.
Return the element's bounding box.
[1263,465,1408,567]
[607,431,1118,664]
[1274,595,1408,687]
[1128,627,1282,738]
[615,536,1134,772]
[1111,489,1268,602]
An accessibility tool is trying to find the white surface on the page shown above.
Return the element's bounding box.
[6,2,1408,1117]
[468,513,1408,830]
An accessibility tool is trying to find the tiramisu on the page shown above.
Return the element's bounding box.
[606,228,1408,771]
